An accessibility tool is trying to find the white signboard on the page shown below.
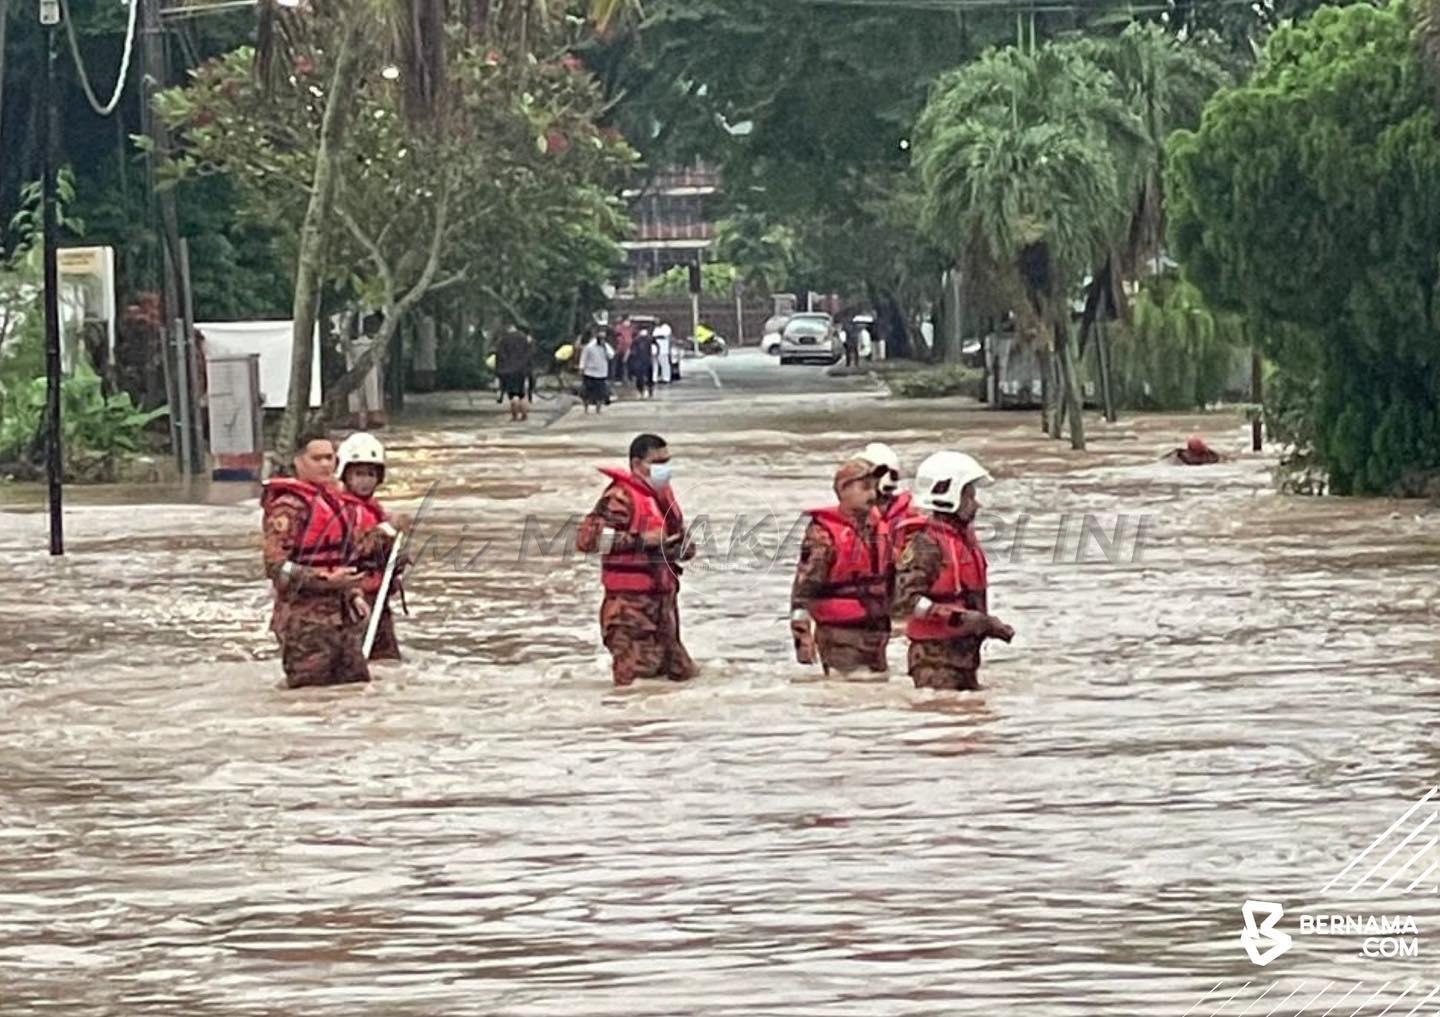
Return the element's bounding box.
[206,355,262,456]
[56,245,116,375]
[197,320,321,409]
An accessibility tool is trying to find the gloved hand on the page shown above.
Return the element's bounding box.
[939,605,992,638]
[987,618,1015,643]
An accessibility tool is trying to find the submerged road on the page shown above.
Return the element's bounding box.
[1,348,1439,1014]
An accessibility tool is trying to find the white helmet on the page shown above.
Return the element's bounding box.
[914,450,991,513]
[336,431,386,482]
[860,441,902,494]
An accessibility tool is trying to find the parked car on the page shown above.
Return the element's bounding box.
[760,312,790,355]
[779,312,841,365]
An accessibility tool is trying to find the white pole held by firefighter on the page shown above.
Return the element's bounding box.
[363,532,404,659]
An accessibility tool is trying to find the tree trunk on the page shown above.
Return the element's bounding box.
[1038,342,1056,435]
[871,289,912,360]
[275,14,366,457]
[1096,318,1116,423]
[1058,321,1086,450]
[940,266,965,363]
[314,309,406,421]
[413,312,438,391]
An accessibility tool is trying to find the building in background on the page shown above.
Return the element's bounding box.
[619,162,718,287]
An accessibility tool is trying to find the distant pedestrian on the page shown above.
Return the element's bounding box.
[580,331,611,413]
[844,325,860,367]
[613,317,635,381]
[654,322,674,385]
[494,327,532,422]
[629,328,657,399]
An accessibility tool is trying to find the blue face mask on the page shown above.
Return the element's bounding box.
[648,462,673,488]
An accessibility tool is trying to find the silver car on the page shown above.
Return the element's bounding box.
[778,312,841,365]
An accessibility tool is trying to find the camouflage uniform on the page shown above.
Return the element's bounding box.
[791,515,891,675]
[893,526,984,691]
[577,482,697,686]
[262,491,371,688]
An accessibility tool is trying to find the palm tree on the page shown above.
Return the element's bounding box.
[915,43,1142,449]
[1070,26,1229,423]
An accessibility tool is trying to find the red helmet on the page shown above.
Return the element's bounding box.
[1185,435,1209,455]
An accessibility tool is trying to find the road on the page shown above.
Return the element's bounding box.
[1,353,1437,1015]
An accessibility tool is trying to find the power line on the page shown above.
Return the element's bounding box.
[158,0,256,19]
[58,0,141,116]
[796,0,1263,10]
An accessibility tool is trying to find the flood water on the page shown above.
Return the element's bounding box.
[2,356,1439,1015]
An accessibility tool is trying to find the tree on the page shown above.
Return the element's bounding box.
[159,1,635,450]
[1168,0,1440,494]
[1067,24,1229,420]
[713,212,795,296]
[590,0,1012,358]
[915,42,1143,449]
[233,0,635,455]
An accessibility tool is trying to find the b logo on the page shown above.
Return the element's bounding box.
[1240,899,1294,966]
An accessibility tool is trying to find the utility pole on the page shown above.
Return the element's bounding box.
[40,0,63,555]
[1251,346,1263,452]
[140,0,189,472]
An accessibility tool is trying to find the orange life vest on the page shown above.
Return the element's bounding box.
[598,467,683,595]
[339,491,391,595]
[805,506,891,628]
[879,491,925,557]
[902,516,989,641]
[262,477,354,569]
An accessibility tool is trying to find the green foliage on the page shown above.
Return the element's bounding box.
[0,360,168,475]
[593,0,1002,350]
[640,261,738,298]
[915,39,1146,355]
[1105,273,1246,409]
[157,27,635,342]
[887,364,984,399]
[713,213,796,294]
[434,330,493,391]
[1168,1,1440,494]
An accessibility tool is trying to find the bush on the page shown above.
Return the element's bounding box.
[0,362,168,481]
[433,330,493,391]
[887,364,983,399]
[1104,275,1245,410]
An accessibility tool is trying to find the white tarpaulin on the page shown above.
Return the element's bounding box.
[197,320,321,409]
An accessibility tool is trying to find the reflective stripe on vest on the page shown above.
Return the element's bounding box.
[806,506,890,628]
[597,467,682,594]
[263,477,353,569]
[904,519,989,641]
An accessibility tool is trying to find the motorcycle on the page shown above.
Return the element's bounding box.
[692,324,729,357]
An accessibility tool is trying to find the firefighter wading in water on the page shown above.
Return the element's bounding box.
[334,432,409,662]
[576,433,700,686]
[261,431,373,687]
[862,441,926,538]
[892,450,1015,690]
[790,457,893,678]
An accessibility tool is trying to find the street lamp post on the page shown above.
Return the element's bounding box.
[39,0,64,555]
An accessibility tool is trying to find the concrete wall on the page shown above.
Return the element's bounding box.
[611,296,774,346]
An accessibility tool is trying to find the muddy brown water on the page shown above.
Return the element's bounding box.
[2,367,1439,1014]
